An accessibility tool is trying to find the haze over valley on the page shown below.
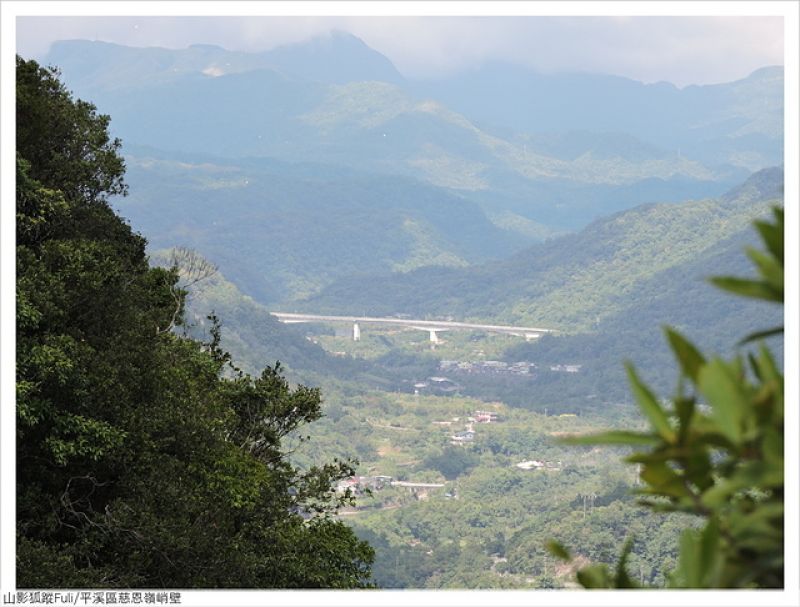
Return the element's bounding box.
[17,17,786,590]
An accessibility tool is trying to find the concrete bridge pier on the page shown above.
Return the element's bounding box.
[353,322,361,342]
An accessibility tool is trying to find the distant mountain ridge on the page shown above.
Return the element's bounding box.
[259,30,405,85]
[40,36,782,234]
[411,62,782,157]
[44,31,404,88]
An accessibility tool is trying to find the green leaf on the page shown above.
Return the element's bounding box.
[576,565,613,589]
[748,352,762,380]
[698,518,722,586]
[683,451,714,491]
[546,540,571,561]
[754,344,782,386]
[665,328,705,382]
[639,462,690,498]
[626,363,676,443]
[701,477,745,509]
[674,396,696,442]
[710,276,780,302]
[614,538,639,588]
[728,503,784,540]
[671,529,699,587]
[701,461,782,508]
[754,209,783,261]
[746,247,783,293]
[762,426,783,467]
[697,358,751,446]
[559,430,660,446]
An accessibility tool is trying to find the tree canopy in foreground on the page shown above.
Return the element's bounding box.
[552,206,784,588]
[16,56,374,588]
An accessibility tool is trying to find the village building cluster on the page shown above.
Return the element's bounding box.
[411,361,581,397]
[438,360,537,376]
[335,475,446,502]
[444,409,502,444]
[437,360,582,376]
[335,475,394,495]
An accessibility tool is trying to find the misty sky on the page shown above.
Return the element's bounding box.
[17,16,783,86]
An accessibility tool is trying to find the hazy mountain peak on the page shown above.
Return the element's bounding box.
[263,30,405,85]
[188,43,226,51]
[720,166,783,204]
[312,28,371,47]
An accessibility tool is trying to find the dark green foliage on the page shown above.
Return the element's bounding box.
[554,208,784,588]
[16,58,126,205]
[422,446,479,480]
[16,57,373,588]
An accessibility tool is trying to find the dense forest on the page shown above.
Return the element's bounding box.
[16,57,373,588]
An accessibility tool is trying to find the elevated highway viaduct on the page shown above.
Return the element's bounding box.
[271,312,555,343]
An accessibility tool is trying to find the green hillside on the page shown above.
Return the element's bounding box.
[165,169,783,415]
[305,167,783,332]
[119,149,527,305]
[495,223,783,405]
[151,255,359,379]
[287,390,692,589]
[158,255,441,395]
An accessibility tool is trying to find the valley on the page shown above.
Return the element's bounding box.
[18,25,786,591]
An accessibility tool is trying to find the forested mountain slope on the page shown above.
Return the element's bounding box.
[119,148,526,305]
[156,257,369,379]
[501,222,784,404]
[304,167,783,332]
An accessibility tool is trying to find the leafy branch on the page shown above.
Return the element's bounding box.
[550,206,784,588]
